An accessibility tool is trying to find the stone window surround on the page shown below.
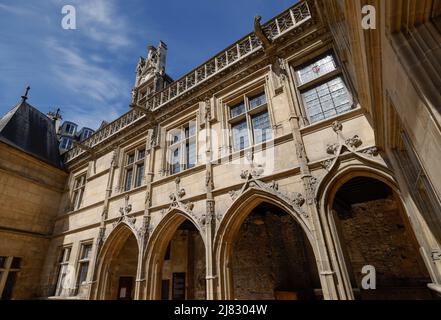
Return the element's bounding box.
[111,139,146,193]
[292,51,353,125]
[54,246,72,296]
[71,173,87,211]
[220,77,276,155]
[167,119,197,175]
[121,145,147,192]
[285,43,356,126]
[158,112,199,177]
[74,241,93,294]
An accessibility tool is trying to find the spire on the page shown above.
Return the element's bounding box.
[21,85,30,102]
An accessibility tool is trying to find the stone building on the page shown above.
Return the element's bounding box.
[1,0,441,300]
[0,92,66,299]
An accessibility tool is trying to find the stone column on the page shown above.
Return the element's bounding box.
[274,59,343,300]
[88,148,119,300]
[134,127,157,300]
[203,98,217,300]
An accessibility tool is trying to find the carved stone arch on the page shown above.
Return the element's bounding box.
[143,208,207,300]
[315,146,390,201]
[214,187,318,300]
[93,223,140,300]
[317,163,435,300]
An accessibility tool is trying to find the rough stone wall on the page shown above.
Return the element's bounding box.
[232,213,319,300]
[337,197,431,298]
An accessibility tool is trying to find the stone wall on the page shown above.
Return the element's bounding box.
[161,229,205,300]
[232,210,320,300]
[336,197,432,299]
[0,142,66,299]
[106,235,138,300]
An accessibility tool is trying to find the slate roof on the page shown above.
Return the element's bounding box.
[0,98,64,169]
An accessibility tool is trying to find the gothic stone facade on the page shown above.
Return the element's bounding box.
[3,0,440,300]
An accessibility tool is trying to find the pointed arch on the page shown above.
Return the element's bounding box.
[214,186,319,300]
[93,223,140,300]
[143,208,206,300]
[318,163,399,210]
[317,162,435,299]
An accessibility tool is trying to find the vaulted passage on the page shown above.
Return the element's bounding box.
[231,203,321,300]
[104,232,138,300]
[160,220,206,300]
[332,177,433,300]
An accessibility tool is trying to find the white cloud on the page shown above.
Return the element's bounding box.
[54,0,132,49]
[0,3,34,16]
[61,102,121,130]
[44,38,130,128]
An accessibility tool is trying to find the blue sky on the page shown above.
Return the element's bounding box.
[0,0,296,129]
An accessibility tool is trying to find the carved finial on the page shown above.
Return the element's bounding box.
[21,85,30,102]
[332,121,342,133]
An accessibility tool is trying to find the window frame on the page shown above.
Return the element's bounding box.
[123,146,146,192]
[227,89,273,152]
[166,120,197,175]
[54,246,72,296]
[293,52,354,125]
[71,174,86,211]
[0,256,21,300]
[75,243,93,290]
[61,137,73,150]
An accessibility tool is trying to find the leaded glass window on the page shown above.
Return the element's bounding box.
[295,53,353,124]
[228,90,273,151]
[123,146,146,192]
[167,120,197,175]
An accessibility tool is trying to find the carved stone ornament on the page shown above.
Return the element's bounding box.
[205,98,212,122]
[326,143,340,155]
[345,135,363,149]
[95,227,106,254]
[304,175,318,205]
[113,194,136,228]
[205,171,214,191]
[137,215,150,241]
[161,177,196,221]
[331,121,343,133]
[359,146,379,157]
[229,170,308,218]
[321,159,333,171]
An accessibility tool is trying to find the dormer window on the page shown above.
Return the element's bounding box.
[65,123,76,135]
[82,130,93,140]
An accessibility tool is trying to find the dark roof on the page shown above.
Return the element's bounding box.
[0,99,64,169]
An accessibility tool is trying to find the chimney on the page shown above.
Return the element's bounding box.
[47,108,62,134]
